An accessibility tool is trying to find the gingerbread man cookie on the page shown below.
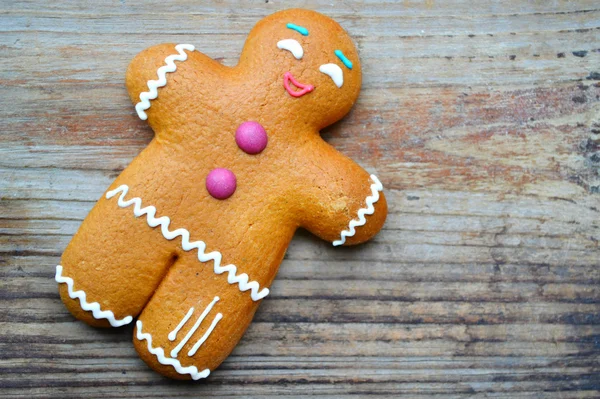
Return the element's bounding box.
[55,8,387,380]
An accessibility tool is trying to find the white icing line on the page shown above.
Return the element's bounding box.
[136,320,210,380]
[134,43,195,121]
[171,296,219,358]
[105,185,270,301]
[277,39,304,60]
[319,63,344,88]
[333,174,384,247]
[168,306,195,342]
[187,313,223,357]
[55,265,133,327]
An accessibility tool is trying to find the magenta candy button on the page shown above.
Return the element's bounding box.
[206,168,237,200]
[235,121,268,154]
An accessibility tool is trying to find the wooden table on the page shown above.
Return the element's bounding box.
[1,1,599,397]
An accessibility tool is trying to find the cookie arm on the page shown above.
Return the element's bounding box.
[294,139,388,246]
[125,43,196,123]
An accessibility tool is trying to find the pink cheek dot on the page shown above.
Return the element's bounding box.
[235,121,268,154]
[206,168,237,200]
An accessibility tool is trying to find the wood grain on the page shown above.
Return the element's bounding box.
[1,0,599,397]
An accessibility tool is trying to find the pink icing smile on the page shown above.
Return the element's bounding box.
[283,71,314,98]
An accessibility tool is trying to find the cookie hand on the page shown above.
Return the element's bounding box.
[295,139,387,246]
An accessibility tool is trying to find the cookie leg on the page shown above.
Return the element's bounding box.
[132,252,261,380]
[57,194,177,328]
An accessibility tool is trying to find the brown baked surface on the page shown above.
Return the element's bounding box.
[58,8,387,380]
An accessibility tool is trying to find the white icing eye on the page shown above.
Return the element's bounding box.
[319,63,344,88]
[277,39,304,60]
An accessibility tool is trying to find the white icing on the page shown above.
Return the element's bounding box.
[168,306,195,341]
[187,313,223,357]
[277,39,304,60]
[136,320,210,380]
[333,174,384,246]
[170,296,219,358]
[134,43,195,121]
[319,63,344,88]
[105,185,269,301]
[55,265,133,327]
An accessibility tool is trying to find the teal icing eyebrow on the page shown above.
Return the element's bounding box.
[335,50,353,69]
[286,23,309,36]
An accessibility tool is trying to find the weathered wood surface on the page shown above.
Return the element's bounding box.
[1,0,599,397]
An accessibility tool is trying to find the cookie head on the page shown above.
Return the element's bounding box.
[239,9,362,128]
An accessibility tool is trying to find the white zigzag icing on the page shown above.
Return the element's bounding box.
[333,174,384,246]
[136,320,210,380]
[55,265,133,327]
[105,185,270,301]
[134,43,195,121]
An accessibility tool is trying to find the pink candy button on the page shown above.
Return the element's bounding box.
[235,121,268,154]
[206,168,237,200]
